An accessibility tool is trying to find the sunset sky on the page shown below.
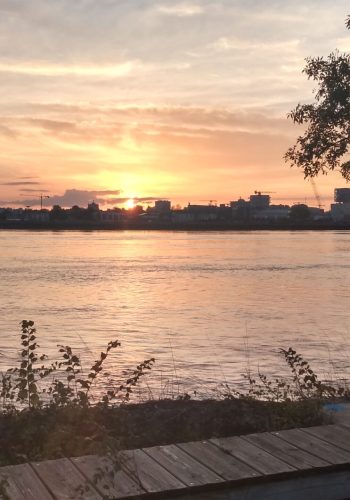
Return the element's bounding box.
[0,0,349,209]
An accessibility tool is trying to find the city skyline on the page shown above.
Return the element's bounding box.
[0,0,350,208]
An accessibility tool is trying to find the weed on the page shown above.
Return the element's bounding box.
[223,347,350,402]
[0,323,347,469]
[0,321,155,413]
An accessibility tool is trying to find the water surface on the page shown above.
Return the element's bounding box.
[0,230,349,398]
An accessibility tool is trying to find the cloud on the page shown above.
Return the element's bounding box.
[0,124,17,138]
[212,38,300,53]
[0,0,27,13]
[156,2,204,17]
[5,103,297,137]
[46,189,123,207]
[17,176,40,180]
[20,188,49,193]
[0,61,137,78]
[102,196,160,204]
[0,181,41,186]
[0,189,118,207]
[0,188,160,208]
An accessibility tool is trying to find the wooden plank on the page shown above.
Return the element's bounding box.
[301,425,350,452]
[242,431,330,469]
[165,469,350,500]
[143,443,223,487]
[273,428,350,465]
[32,457,102,500]
[119,448,186,494]
[71,455,146,499]
[210,436,296,476]
[0,463,54,500]
[177,440,261,481]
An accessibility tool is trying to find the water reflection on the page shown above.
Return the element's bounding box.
[0,230,349,397]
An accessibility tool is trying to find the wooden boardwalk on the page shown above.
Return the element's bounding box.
[1,423,350,499]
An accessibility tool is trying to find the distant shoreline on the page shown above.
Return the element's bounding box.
[1,221,350,231]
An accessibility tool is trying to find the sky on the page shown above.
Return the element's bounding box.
[0,0,350,209]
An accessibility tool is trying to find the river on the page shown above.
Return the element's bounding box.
[0,230,349,399]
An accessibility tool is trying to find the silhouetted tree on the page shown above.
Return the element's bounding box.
[50,204,67,221]
[289,204,311,221]
[285,16,350,181]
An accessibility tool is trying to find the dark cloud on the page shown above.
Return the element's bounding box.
[1,181,41,186]
[34,189,123,207]
[20,188,49,193]
[0,188,161,208]
[104,196,159,204]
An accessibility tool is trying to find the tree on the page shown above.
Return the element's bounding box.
[289,204,310,221]
[285,16,350,181]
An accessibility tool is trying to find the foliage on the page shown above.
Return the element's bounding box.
[0,320,155,412]
[0,478,10,500]
[101,358,155,405]
[0,322,347,469]
[0,320,156,466]
[285,17,350,181]
[281,348,348,399]
[3,321,55,410]
[289,204,311,221]
[226,347,349,402]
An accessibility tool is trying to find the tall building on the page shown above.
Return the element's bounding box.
[249,193,270,210]
[334,188,350,203]
[154,200,171,214]
[331,188,350,221]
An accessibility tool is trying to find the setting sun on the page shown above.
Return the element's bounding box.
[125,198,135,209]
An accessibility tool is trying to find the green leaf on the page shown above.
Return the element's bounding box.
[30,393,40,407]
[18,388,28,400]
[29,383,37,393]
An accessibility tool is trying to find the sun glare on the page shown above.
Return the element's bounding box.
[125,198,135,209]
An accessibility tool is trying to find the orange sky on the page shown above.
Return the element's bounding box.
[0,1,349,209]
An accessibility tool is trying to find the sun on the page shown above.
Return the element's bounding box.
[125,198,135,209]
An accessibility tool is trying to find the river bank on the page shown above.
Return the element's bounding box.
[0,322,347,467]
[1,220,350,230]
[0,397,326,466]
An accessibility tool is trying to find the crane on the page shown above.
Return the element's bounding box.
[310,178,324,209]
[254,191,276,196]
[200,199,217,206]
[39,194,50,210]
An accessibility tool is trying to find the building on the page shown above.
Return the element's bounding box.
[331,188,350,221]
[335,188,350,203]
[99,208,122,225]
[253,205,290,221]
[331,203,350,221]
[230,198,250,220]
[154,200,171,214]
[23,209,50,223]
[87,201,100,221]
[249,192,270,210]
[5,208,24,221]
[186,204,218,221]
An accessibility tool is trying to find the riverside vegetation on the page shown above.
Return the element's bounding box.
[0,320,348,466]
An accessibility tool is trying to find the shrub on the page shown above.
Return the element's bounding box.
[0,320,155,413]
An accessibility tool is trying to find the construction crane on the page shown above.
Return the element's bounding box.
[310,178,324,209]
[39,194,50,210]
[254,191,276,195]
[200,200,218,206]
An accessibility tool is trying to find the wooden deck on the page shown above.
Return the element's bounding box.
[1,423,350,499]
